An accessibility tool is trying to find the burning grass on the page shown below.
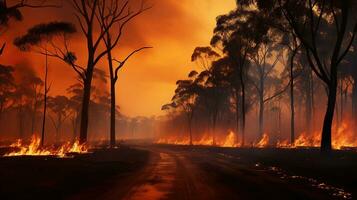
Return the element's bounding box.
[157,131,241,147]
[156,120,357,150]
[4,135,89,157]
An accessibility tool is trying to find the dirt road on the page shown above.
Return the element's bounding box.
[82,146,349,200]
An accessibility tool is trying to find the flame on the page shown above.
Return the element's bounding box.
[4,135,88,157]
[157,120,357,150]
[254,133,269,148]
[276,139,291,148]
[156,130,241,147]
[332,122,357,149]
[221,131,240,147]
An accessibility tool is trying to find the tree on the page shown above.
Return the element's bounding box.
[248,42,284,138]
[202,62,231,145]
[66,83,83,140]
[163,71,200,145]
[237,0,357,154]
[0,0,58,56]
[211,7,270,145]
[0,64,14,120]
[48,95,71,143]
[12,72,43,138]
[14,21,76,146]
[96,0,151,147]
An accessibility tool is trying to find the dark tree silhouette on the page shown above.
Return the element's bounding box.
[0,0,58,56]
[14,21,76,146]
[97,0,151,147]
[12,72,43,138]
[48,95,71,143]
[163,71,200,145]
[66,83,83,140]
[237,0,357,154]
[211,8,267,145]
[0,64,14,120]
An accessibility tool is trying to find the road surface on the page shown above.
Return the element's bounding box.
[71,145,350,200]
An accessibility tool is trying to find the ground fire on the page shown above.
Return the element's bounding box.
[4,135,88,157]
[1,0,357,199]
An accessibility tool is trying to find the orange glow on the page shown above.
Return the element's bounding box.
[1,0,236,117]
[4,135,88,157]
[254,133,270,148]
[156,130,241,147]
[157,120,357,150]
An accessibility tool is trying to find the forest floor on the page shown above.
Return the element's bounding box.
[0,144,356,200]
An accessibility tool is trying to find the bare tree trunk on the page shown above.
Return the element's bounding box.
[258,95,264,137]
[311,70,315,132]
[188,112,193,146]
[79,53,94,144]
[106,44,116,148]
[41,53,48,147]
[290,50,297,144]
[352,78,357,129]
[110,81,116,147]
[305,68,313,135]
[321,68,338,154]
[239,70,246,146]
[340,78,344,123]
[234,88,241,145]
[212,113,217,146]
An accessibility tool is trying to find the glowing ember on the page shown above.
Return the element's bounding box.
[4,135,88,157]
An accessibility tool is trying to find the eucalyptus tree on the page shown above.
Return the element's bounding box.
[163,71,200,145]
[97,0,151,147]
[48,95,71,143]
[0,64,14,120]
[0,0,58,56]
[211,6,273,144]
[14,21,76,146]
[237,0,357,153]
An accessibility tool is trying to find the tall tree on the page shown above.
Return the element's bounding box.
[97,0,151,147]
[48,95,71,143]
[14,21,76,146]
[237,0,357,153]
[211,7,270,145]
[0,64,14,120]
[163,71,200,145]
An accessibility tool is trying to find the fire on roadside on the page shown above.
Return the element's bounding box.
[156,120,357,150]
[4,135,89,157]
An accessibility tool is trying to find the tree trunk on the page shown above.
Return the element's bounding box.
[79,73,93,144]
[41,53,48,147]
[290,50,296,144]
[321,74,337,154]
[212,113,217,146]
[188,112,193,146]
[305,68,313,135]
[234,88,241,145]
[110,81,116,147]
[258,95,264,138]
[352,78,357,129]
[340,78,343,123]
[239,70,246,146]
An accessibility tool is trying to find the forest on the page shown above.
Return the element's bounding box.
[0,0,357,200]
[159,0,357,154]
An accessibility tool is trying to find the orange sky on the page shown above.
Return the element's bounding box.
[2,0,236,117]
